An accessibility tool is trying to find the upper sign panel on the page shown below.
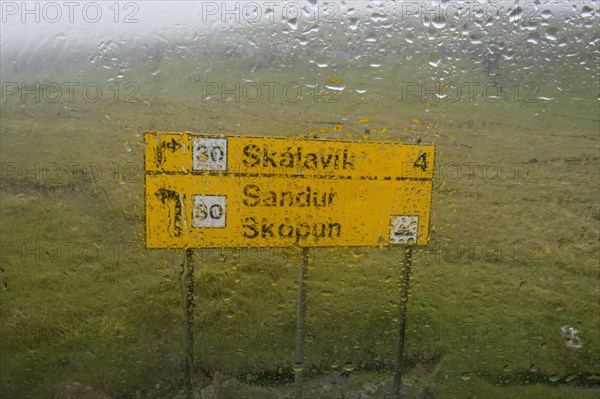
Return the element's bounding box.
[144,131,434,180]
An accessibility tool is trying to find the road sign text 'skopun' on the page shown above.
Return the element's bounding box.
[144,131,435,248]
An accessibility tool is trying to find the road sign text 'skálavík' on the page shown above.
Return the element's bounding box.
[144,131,435,248]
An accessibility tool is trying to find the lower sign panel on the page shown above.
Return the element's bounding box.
[145,175,432,248]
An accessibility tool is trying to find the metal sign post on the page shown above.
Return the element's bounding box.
[294,247,310,399]
[182,248,196,399]
[393,247,413,398]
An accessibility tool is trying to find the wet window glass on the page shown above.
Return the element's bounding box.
[1,1,598,398]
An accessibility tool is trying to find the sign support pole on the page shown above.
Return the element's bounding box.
[294,246,309,399]
[182,248,196,399]
[393,246,413,399]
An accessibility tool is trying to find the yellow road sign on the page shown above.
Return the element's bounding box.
[145,174,432,248]
[144,132,435,249]
[144,131,434,180]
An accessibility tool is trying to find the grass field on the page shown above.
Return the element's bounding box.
[0,52,598,399]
